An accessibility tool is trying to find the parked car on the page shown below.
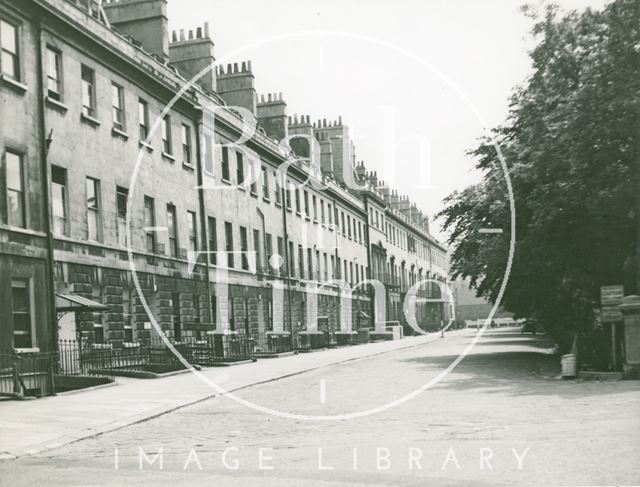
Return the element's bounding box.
[521,321,537,335]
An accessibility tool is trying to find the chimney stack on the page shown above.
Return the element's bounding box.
[216,60,257,117]
[257,92,287,141]
[103,0,169,60]
[169,22,216,92]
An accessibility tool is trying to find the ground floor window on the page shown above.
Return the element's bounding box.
[123,288,134,343]
[11,279,33,349]
[171,292,181,341]
[92,282,104,343]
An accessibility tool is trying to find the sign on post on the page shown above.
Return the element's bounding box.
[600,285,624,307]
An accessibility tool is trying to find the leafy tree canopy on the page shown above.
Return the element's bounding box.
[438,0,640,351]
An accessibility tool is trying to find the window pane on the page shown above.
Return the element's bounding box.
[86,179,98,209]
[7,191,23,227]
[12,280,31,348]
[11,283,28,310]
[112,84,121,108]
[1,21,16,53]
[162,116,171,153]
[52,184,65,218]
[1,50,15,78]
[88,210,98,240]
[47,49,60,94]
[6,152,22,190]
[116,188,127,217]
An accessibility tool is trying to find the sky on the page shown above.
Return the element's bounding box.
[168,0,607,241]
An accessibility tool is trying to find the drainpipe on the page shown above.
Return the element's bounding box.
[256,207,269,330]
[36,20,58,350]
[280,184,294,349]
[331,195,341,332]
[363,193,375,329]
[194,110,213,337]
[256,208,267,275]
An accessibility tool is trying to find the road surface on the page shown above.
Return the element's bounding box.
[1,328,639,486]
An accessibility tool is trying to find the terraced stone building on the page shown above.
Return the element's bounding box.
[0,0,448,352]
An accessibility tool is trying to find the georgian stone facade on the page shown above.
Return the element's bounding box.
[0,0,448,351]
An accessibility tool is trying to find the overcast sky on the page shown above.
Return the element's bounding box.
[168,0,607,241]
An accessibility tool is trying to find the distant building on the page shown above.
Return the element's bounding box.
[451,276,512,323]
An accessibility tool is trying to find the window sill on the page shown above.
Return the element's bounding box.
[112,127,129,140]
[250,191,258,198]
[14,348,40,354]
[275,202,282,208]
[0,75,27,94]
[162,152,176,162]
[80,113,100,127]
[221,178,231,185]
[45,96,68,114]
[237,185,246,192]
[139,141,154,153]
[263,197,271,204]
[313,219,319,225]
[182,162,195,171]
[0,224,47,238]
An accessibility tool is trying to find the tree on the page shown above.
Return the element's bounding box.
[438,0,640,352]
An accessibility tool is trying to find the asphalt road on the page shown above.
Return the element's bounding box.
[2,328,639,486]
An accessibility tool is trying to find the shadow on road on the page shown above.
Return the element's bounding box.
[400,329,638,398]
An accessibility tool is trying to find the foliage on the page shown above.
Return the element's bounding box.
[438,0,640,351]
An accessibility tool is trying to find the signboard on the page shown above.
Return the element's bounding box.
[600,285,624,307]
[601,306,623,324]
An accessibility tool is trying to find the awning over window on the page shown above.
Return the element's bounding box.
[55,293,108,312]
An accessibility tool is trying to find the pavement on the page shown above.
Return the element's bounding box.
[0,328,469,460]
[2,328,639,486]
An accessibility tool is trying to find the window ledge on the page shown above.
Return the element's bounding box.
[0,75,27,94]
[80,113,101,127]
[14,348,40,354]
[263,196,271,204]
[182,162,195,171]
[221,178,231,185]
[162,151,176,162]
[139,141,154,153]
[313,219,319,224]
[250,190,258,198]
[0,224,47,238]
[45,96,68,114]
[112,127,129,140]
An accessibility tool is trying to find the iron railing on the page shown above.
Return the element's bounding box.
[165,334,254,364]
[0,346,114,399]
